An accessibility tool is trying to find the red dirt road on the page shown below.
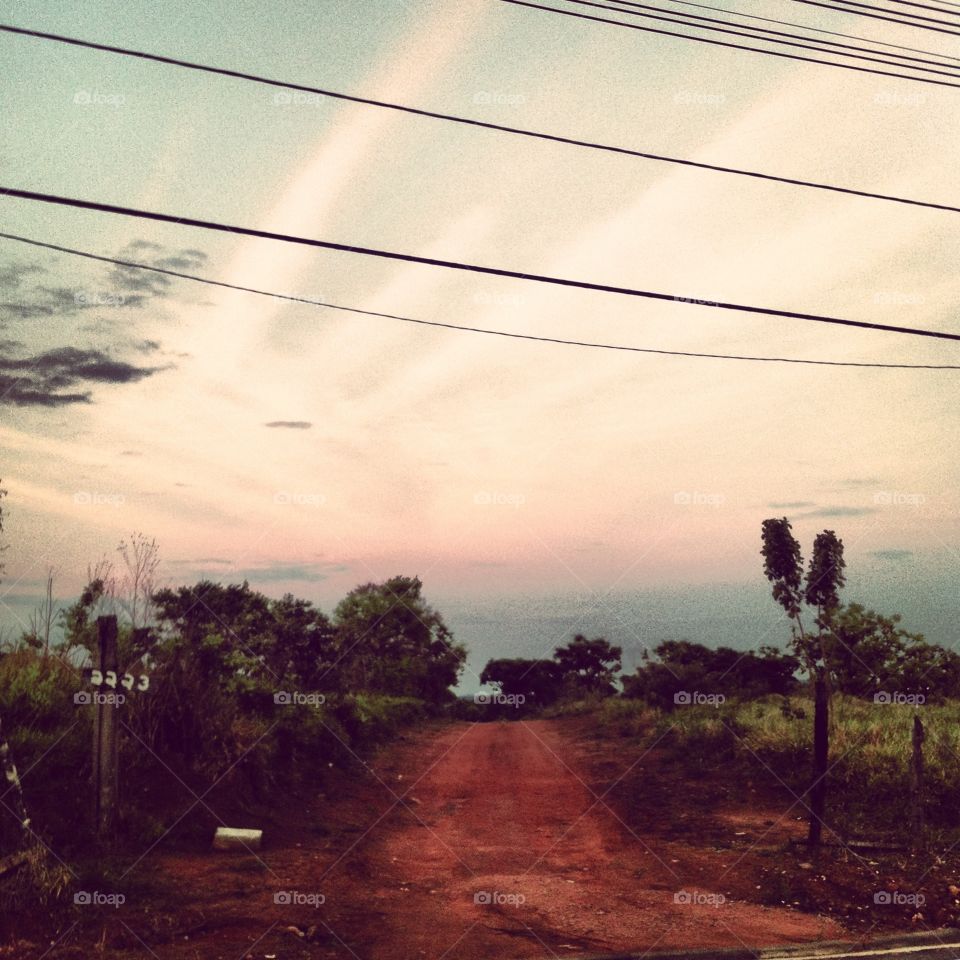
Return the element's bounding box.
[327,719,844,958]
[16,719,848,960]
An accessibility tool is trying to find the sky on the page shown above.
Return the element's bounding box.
[1,0,958,692]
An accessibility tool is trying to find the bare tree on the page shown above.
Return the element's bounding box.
[27,568,59,657]
[87,555,117,618]
[117,533,160,629]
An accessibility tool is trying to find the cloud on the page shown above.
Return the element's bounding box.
[166,557,233,567]
[0,242,204,324]
[0,347,166,407]
[768,501,815,509]
[106,241,208,304]
[0,261,45,289]
[804,506,878,517]
[161,559,347,585]
[264,421,313,429]
[871,549,914,561]
[229,562,348,583]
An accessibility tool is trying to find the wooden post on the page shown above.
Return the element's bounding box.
[909,713,925,845]
[808,674,829,849]
[92,615,119,844]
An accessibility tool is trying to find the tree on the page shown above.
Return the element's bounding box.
[333,576,465,702]
[117,533,160,629]
[554,635,622,697]
[23,568,58,656]
[761,519,846,679]
[805,530,846,675]
[824,603,960,701]
[268,593,337,690]
[152,580,275,682]
[480,658,563,707]
[761,518,846,850]
[622,640,799,708]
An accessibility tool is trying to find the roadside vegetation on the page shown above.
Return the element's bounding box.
[0,483,465,922]
[479,517,960,852]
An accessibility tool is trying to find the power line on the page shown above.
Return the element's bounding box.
[785,0,960,36]
[558,0,960,74]
[658,0,960,61]
[895,0,960,10]
[498,0,960,73]
[2,230,955,370]
[2,186,958,344]
[882,0,960,14]
[660,0,960,61]
[0,24,957,216]
[808,0,960,27]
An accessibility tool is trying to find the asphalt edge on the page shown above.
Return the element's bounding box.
[564,927,960,960]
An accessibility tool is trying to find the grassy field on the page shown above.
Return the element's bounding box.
[556,693,960,841]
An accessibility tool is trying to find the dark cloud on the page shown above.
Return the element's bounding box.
[107,241,207,302]
[0,243,209,324]
[871,549,914,561]
[120,450,143,457]
[768,501,815,509]
[265,421,313,430]
[805,506,878,517]
[0,261,45,289]
[0,347,165,407]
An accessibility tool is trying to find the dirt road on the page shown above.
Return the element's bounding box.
[321,719,843,958]
[22,719,847,960]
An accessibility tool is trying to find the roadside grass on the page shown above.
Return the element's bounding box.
[554,694,960,842]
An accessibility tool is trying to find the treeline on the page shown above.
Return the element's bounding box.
[478,602,959,717]
[0,527,465,873]
[475,634,623,715]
